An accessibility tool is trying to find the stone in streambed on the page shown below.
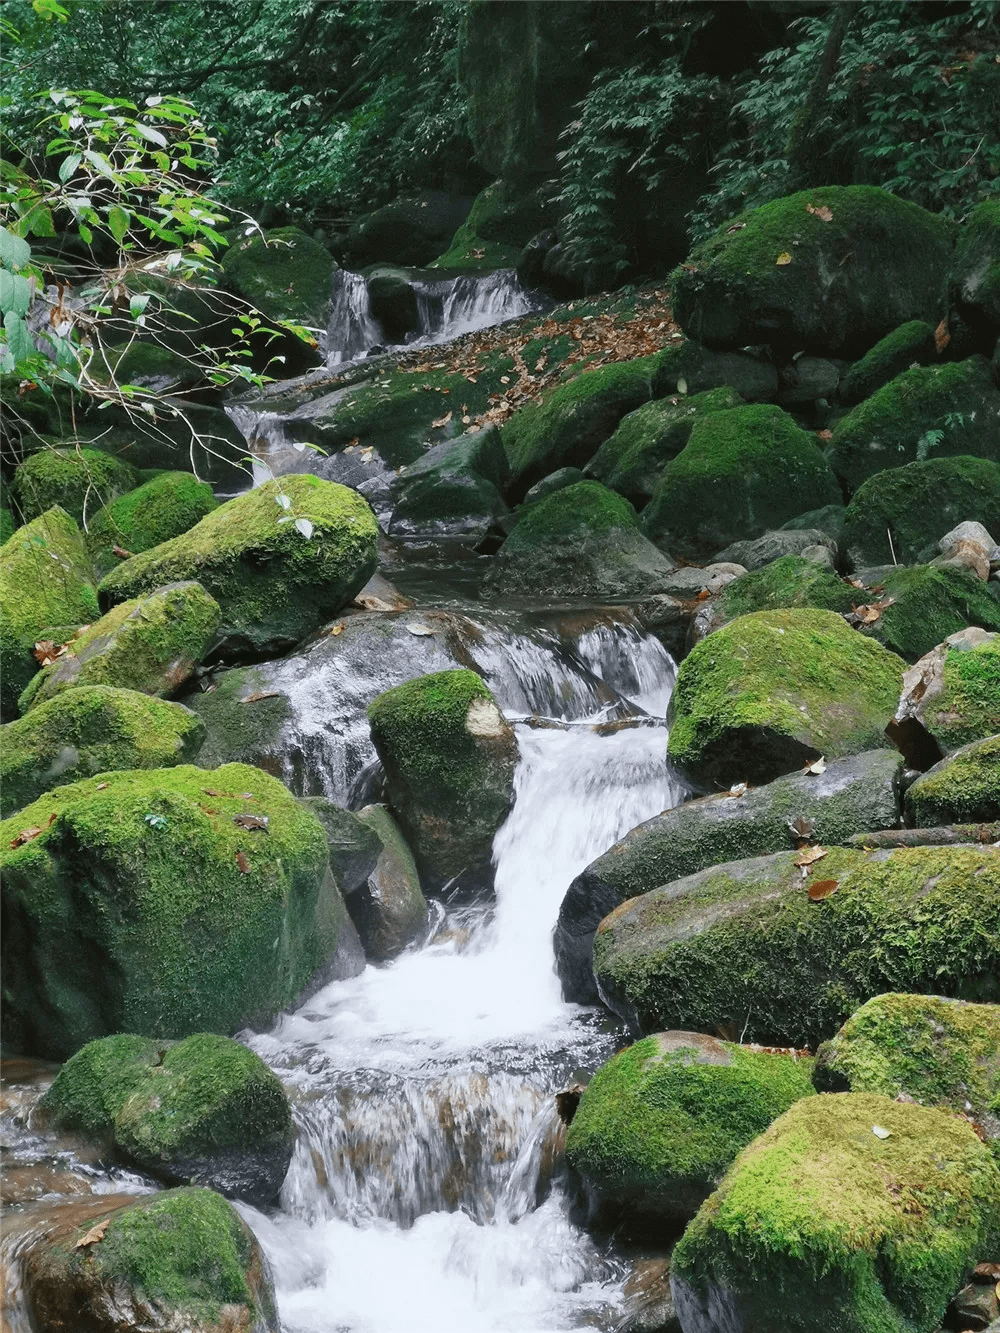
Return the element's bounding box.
[712,528,839,572]
[221,224,335,333]
[85,470,219,580]
[715,555,854,623]
[839,318,938,406]
[388,427,510,543]
[299,796,383,896]
[11,446,139,527]
[849,564,1000,663]
[350,804,429,961]
[905,733,1000,825]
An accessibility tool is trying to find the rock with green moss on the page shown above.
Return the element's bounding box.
[346,191,473,269]
[11,446,139,526]
[0,686,205,818]
[842,455,1000,569]
[781,503,846,545]
[41,1031,294,1205]
[0,762,362,1059]
[593,845,1000,1046]
[94,340,210,395]
[670,1093,1000,1333]
[367,669,517,895]
[22,1186,278,1333]
[0,507,99,719]
[221,225,336,333]
[433,179,552,270]
[840,319,938,406]
[555,750,901,1004]
[87,471,219,579]
[641,405,841,560]
[566,1033,814,1223]
[0,505,16,544]
[905,734,1000,826]
[950,199,1000,343]
[485,480,677,598]
[584,387,743,506]
[830,357,1000,494]
[97,477,378,663]
[349,804,429,961]
[519,467,587,509]
[363,264,420,341]
[719,555,854,622]
[853,564,1000,662]
[299,796,383,895]
[667,609,904,789]
[652,340,779,402]
[672,186,955,355]
[895,629,1000,753]
[389,427,510,542]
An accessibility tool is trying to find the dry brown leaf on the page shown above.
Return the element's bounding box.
[112,544,133,560]
[803,756,827,775]
[973,1262,1000,1281]
[236,850,251,874]
[726,782,748,798]
[806,203,834,222]
[815,429,832,441]
[431,410,453,429]
[776,252,793,266]
[808,878,839,901]
[75,1219,111,1249]
[329,623,345,636]
[500,375,510,384]
[788,814,816,843]
[794,845,827,877]
[241,690,281,704]
[232,814,269,832]
[202,788,221,797]
[725,222,747,233]
[10,826,43,849]
[934,318,950,353]
[33,640,62,666]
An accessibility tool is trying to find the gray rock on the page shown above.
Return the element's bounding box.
[776,356,841,404]
[299,797,383,895]
[780,504,846,545]
[713,529,836,571]
[352,805,429,961]
[937,520,1000,562]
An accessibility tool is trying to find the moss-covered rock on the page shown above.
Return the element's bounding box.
[433,178,552,270]
[0,763,359,1059]
[566,1033,814,1223]
[719,555,855,621]
[221,225,335,333]
[652,340,779,402]
[42,1031,294,1205]
[11,446,139,526]
[22,1186,278,1333]
[641,405,841,559]
[839,319,938,407]
[666,609,904,789]
[905,734,1000,826]
[829,357,1000,494]
[19,581,221,713]
[950,199,1000,343]
[485,479,677,599]
[298,796,383,896]
[896,630,1000,752]
[0,507,99,719]
[0,505,16,544]
[345,191,474,269]
[86,471,219,580]
[0,686,205,818]
[713,527,838,571]
[97,476,378,663]
[781,503,846,545]
[854,564,1000,663]
[93,340,210,395]
[842,455,1000,569]
[592,845,1000,1047]
[367,669,517,895]
[670,1093,1000,1333]
[388,427,510,541]
[672,186,955,355]
[349,804,429,961]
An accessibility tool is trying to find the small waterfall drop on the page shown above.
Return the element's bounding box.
[326,269,385,365]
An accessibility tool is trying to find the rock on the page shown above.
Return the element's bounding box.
[666,609,903,790]
[647,564,746,601]
[41,1031,294,1205]
[672,185,955,355]
[350,804,429,961]
[839,318,939,406]
[617,1255,682,1333]
[434,179,552,271]
[780,503,846,546]
[894,629,1000,756]
[565,1033,814,1223]
[94,340,209,394]
[641,406,840,560]
[221,224,335,335]
[829,357,1000,494]
[11,446,139,526]
[345,191,474,269]
[592,845,1000,1046]
[849,563,1000,663]
[389,427,510,543]
[94,399,251,491]
[554,750,900,1004]
[813,993,1000,1151]
[842,455,1000,570]
[0,507,99,719]
[712,528,838,572]
[97,476,379,664]
[775,355,841,406]
[934,519,1000,583]
[367,669,517,895]
[0,763,361,1059]
[21,1187,278,1333]
[0,686,205,818]
[905,734,1000,825]
[18,581,222,713]
[846,822,1000,850]
[950,199,1000,348]
[669,1094,1000,1333]
[634,593,698,662]
[486,480,677,599]
[519,466,587,509]
[298,796,383,895]
[653,341,779,403]
[86,471,219,580]
[363,264,421,342]
[716,555,853,624]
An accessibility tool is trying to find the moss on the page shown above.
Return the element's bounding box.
[94,341,207,393]
[502,480,638,550]
[721,556,856,621]
[950,198,1000,327]
[40,1032,161,1138]
[671,1094,1000,1333]
[905,734,1000,825]
[0,685,206,817]
[924,636,1000,749]
[221,225,335,330]
[11,446,139,525]
[86,471,218,579]
[182,665,291,774]
[641,404,841,559]
[0,506,16,544]
[840,320,938,406]
[858,564,1000,663]
[433,179,552,270]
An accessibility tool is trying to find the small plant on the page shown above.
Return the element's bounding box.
[143,812,168,830]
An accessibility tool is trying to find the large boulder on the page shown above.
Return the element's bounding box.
[11,446,139,526]
[666,609,904,790]
[345,191,474,269]
[0,686,205,818]
[839,319,938,407]
[905,734,1000,826]
[672,186,955,355]
[850,564,1000,663]
[86,471,219,580]
[670,1094,1000,1333]
[0,763,362,1059]
[555,750,901,1004]
[950,199,1000,346]
[41,1031,294,1206]
[894,628,1000,755]
[716,555,854,623]
[350,804,429,962]
[97,476,379,663]
[592,845,1000,1047]
[652,340,779,403]
[221,225,336,334]
[712,527,839,572]
[565,1033,814,1223]
[433,178,552,270]
[389,427,510,543]
[640,405,841,560]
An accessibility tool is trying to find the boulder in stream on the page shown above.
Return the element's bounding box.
[847,563,1000,663]
[350,804,429,961]
[221,224,336,334]
[904,733,1000,825]
[85,470,219,580]
[388,426,510,543]
[11,445,139,527]
[893,628,1000,757]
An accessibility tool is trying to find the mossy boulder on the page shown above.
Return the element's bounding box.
[670,1093,1000,1333]
[565,1033,815,1223]
[433,178,552,270]
[672,186,955,356]
[97,476,378,663]
[345,191,474,269]
[94,339,209,394]
[555,749,901,1004]
[829,357,1000,494]
[854,564,1000,663]
[485,480,676,599]
[0,505,16,544]
[592,845,1000,1047]
[0,686,205,818]
[363,263,421,342]
[719,555,855,622]
[298,796,383,896]
[86,471,219,580]
[21,1187,278,1333]
[0,762,361,1059]
[584,387,743,507]
[839,319,938,407]
[905,734,1000,826]
[652,340,779,402]
[896,630,1000,752]
[842,455,1000,569]
[11,446,139,526]
[41,1031,294,1205]
[19,581,221,713]
[388,427,510,541]
[0,507,99,719]
[713,527,838,571]
[221,224,335,333]
[641,405,841,560]
[349,804,429,962]
[666,609,904,789]
[950,199,1000,343]
[367,669,517,895]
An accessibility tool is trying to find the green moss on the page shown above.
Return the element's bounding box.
[721,556,856,621]
[0,506,16,544]
[40,1032,161,1138]
[87,471,218,579]
[905,734,1000,825]
[502,480,638,551]
[221,225,335,330]
[11,446,139,525]
[950,198,1000,325]
[923,636,1000,749]
[840,320,938,406]
[859,565,1000,663]
[433,179,552,270]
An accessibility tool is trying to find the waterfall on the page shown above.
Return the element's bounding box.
[326,269,385,365]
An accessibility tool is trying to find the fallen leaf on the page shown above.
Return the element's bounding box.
[329,623,345,636]
[33,640,64,666]
[461,415,471,425]
[75,1219,111,1249]
[239,793,257,800]
[232,814,269,832]
[347,437,360,448]
[808,878,839,901]
[787,814,816,843]
[10,826,43,848]
[112,544,133,560]
[776,252,793,266]
[803,756,827,775]
[431,411,452,429]
[726,782,748,798]
[241,690,281,704]
[47,811,57,825]
[815,428,832,441]
[95,782,109,790]
[872,1124,891,1140]
[973,1262,1000,1281]
[806,203,834,222]
[406,623,435,636]
[934,318,950,353]
[794,845,827,877]
[500,375,510,384]
[202,788,221,797]
[236,850,251,874]
[725,222,747,233]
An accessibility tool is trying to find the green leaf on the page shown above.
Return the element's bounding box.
[3,312,33,366]
[25,205,55,238]
[0,226,31,271]
[82,149,116,179]
[0,270,33,318]
[78,223,93,244]
[108,205,131,243]
[133,122,168,149]
[129,292,150,319]
[58,152,82,183]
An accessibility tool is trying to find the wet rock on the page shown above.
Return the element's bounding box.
[617,1255,682,1333]
[364,264,421,342]
[345,190,474,269]
[905,734,1000,825]
[299,797,383,895]
[350,804,429,961]
[949,199,1000,350]
[715,556,853,627]
[849,564,1000,663]
[652,340,778,403]
[780,503,846,546]
[221,224,336,335]
[893,628,1000,757]
[775,355,840,405]
[11,447,139,527]
[839,318,938,406]
[389,427,510,543]
[519,466,587,509]
[712,528,837,572]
